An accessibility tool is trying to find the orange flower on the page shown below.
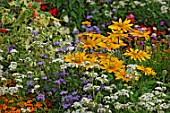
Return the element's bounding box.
[7,110,15,113]
[17,102,24,107]
[0,104,7,110]
[3,97,8,102]
[44,107,49,111]
[24,102,33,107]
[34,102,43,108]
[27,100,33,104]
[8,106,16,111]
[8,99,14,103]
[15,109,21,113]
[27,3,32,7]
[27,107,35,112]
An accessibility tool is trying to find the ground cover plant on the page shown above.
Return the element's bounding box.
[0,0,170,113]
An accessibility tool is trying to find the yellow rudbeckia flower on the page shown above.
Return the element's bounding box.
[124,48,151,62]
[137,65,156,76]
[108,18,133,33]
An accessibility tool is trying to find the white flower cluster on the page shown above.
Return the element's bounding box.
[86,0,95,5]
[84,71,98,78]
[0,49,4,61]
[110,0,170,14]
[95,74,109,84]
[103,89,133,105]
[8,61,17,70]
[138,86,170,111]
[125,64,141,80]
[0,64,3,77]
[0,86,18,95]
[114,102,134,110]
[67,97,112,113]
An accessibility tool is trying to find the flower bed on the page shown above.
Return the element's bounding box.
[0,0,170,113]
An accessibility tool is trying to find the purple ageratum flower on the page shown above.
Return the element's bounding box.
[101,23,105,28]
[72,74,77,76]
[87,95,92,99]
[54,78,66,85]
[44,85,49,90]
[65,95,73,103]
[58,70,68,76]
[81,25,86,29]
[27,75,32,78]
[62,103,71,109]
[0,22,2,27]
[54,79,61,84]
[96,30,101,34]
[42,76,47,80]
[27,81,35,86]
[140,41,145,46]
[52,88,57,93]
[44,55,49,59]
[92,9,98,14]
[80,77,84,81]
[6,46,13,51]
[71,91,77,95]
[2,72,8,75]
[60,90,68,95]
[31,30,38,36]
[93,26,101,33]
[112,8,116,12]
[32,38,36,41]
[48,92,52,96]
[38,62,44,66]
[86,27,94,32]
[36,93,45,101]
[129,13,134,18]
[102,48,108,52]
[53,41,60,45]
[72,29,79,34]
[73,95,81,101]
[86,15,93,19]
[106,0,111,3]
[160,21,164,26]
[27,88,33,93]
[58,48,66,52]
[153,36,158,40]
[113,16,117,20]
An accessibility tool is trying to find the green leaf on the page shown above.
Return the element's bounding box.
[56,2,61,8]
[32,2,40,9]
[70,11,77,18]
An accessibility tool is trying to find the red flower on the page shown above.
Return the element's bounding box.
[158,30,166,35]
[50,8,57,16]
[0,28,7,33]
[147,27,152,34]
[36,0,43,4]
[32,11,37,17]
[41,5,47,11]
[126,13,135,25]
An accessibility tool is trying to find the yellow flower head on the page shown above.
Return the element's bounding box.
[99,56,125,73]
[114,70,131,82]
[97,37,120,51]
[81,21,91,26]
[124,48,151,62]
[137,65,156,76]
[130,30,150,41]
[64,52,88,67]
[78,32,104,50]
[108,18,133,33]
[85,53,98,70]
